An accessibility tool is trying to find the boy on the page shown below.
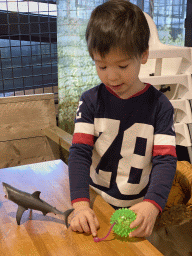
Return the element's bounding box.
[68,0,177,238]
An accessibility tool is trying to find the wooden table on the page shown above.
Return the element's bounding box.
[0,160,163,256]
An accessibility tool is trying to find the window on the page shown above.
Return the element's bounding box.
[0,0,57,97]
[130,0,187,46]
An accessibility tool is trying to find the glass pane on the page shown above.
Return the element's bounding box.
[154,0,187,46]
[0,0,57,96]
[130,0,187,46]
[57,0,102,133]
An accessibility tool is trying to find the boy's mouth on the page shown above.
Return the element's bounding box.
[111,83,124,88]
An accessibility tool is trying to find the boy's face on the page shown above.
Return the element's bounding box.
[93,48,149,99]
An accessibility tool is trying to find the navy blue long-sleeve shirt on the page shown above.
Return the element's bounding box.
[68,83,177,213]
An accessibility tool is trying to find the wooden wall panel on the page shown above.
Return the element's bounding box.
[0,136,60,169]
[0,93,56,141]
[0,93,59,168]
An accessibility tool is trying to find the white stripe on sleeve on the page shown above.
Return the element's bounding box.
[74,122,95,135]
[154,134,175,146]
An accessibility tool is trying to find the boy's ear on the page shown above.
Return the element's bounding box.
[141,48,149,64]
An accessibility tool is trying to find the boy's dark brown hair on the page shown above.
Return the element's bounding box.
[85,0,150,60]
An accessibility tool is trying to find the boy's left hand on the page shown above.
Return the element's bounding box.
[129,201,160,238]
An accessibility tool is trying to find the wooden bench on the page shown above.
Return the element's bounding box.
[0,93,72,168]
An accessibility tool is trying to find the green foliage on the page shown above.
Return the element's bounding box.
[58,17,101,131]
[159,25,184,46]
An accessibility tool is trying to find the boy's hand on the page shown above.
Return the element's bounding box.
[128,201,160,238]
[70,205,100,237]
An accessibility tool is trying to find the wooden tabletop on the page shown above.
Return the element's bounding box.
[0,160,163,256]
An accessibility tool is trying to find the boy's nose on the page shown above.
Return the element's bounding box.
[107,71,120,81]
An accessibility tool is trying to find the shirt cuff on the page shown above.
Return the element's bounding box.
[71,198,90,205]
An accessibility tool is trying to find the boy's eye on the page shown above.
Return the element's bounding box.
[119,65,128,69]
[99,65,128,70]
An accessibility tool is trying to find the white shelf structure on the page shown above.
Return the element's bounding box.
[140,12,192,163]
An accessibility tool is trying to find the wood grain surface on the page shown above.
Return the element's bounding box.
[0,160,163,256]
[0,93,59,168]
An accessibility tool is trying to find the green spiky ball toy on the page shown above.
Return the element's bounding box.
[94,208,138,242]
[110,208,137,237]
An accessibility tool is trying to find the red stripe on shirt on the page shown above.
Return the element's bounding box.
[71,198,90,205]
[105,83,151,99]
[72,133,94,146]
[153,145,177,157]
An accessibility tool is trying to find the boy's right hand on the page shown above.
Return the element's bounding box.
[70,202,100,237]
